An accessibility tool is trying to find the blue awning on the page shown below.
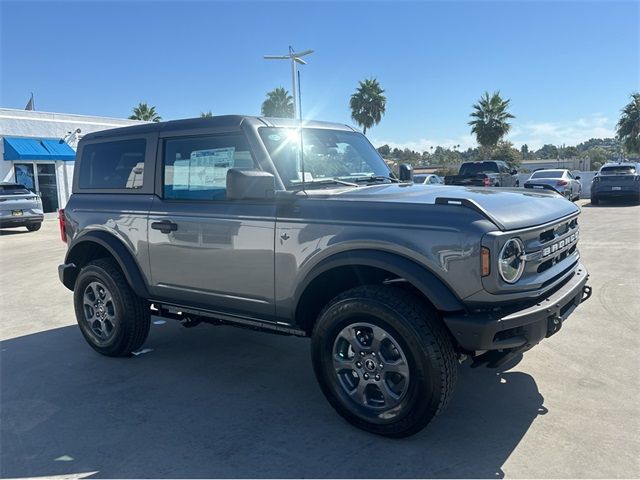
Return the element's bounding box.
[41,139,76,160]
[3,137,75,161]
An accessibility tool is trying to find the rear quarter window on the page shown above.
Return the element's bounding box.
[78,139,147,189]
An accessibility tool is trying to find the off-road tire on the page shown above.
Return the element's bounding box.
[26,223,41,232]
[74,258,150,357]
[311,285,457,438]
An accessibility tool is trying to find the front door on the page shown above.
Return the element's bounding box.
[35,164,59,212]
[147,132,276,320]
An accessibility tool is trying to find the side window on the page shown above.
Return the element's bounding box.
[163,134,254,201]
[79,139,146,189]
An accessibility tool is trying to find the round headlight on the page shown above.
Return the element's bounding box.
[498,238,525,284]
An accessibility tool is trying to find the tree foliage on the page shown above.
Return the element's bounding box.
[491,141,522,168]
[349,78,386,135]
[261,87,294,118]
[200,110,213,118]
[616,92,640,154]
[468,91,515,150]
[376,144,391,156]
[535,144,559,159]
[129,102,161,122]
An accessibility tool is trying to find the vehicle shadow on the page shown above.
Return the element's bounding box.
[1,322,546,478]
[583,199,640,208]
[0,228,29,236]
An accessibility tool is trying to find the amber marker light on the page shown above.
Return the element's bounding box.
[481,247,491,277]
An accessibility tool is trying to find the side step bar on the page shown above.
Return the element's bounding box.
[151,302,307,337]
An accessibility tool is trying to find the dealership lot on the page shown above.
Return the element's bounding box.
[1,200,638,478]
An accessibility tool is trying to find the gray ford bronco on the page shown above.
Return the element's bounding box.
[58,116,591,437]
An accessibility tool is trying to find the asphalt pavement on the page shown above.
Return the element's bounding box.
[1,199,638,478]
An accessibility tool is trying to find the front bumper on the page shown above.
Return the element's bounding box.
[0,214,44,228]
[444,263,590,352]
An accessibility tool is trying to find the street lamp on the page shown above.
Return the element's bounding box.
[264,46,314,119]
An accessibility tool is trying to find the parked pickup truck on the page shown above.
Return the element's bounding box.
[58,116,591,437]
[445,160,519,187]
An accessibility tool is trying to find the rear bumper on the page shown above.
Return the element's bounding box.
[443,263,590,352]
[0,214,44,228]
[592,184,640,198]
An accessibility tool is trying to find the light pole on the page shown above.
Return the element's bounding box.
[264,46,314,119]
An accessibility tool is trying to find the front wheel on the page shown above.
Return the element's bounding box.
[311,285,457,438]
[591,195,599,205]
[26,223,41,231]
[74,258,150,357]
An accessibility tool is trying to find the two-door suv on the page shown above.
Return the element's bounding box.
[59,116,591,437]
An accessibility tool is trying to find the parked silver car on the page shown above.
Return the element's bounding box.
[0,182,44,231]
[524,169,581,201]
[413,173,443,185]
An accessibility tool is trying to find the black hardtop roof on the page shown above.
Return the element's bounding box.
[81,115,356,141]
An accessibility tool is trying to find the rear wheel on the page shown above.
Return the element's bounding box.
[311,285,457,438]
[26,223,41,231]
[74,258,150,357]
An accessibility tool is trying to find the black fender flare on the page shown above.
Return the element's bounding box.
[62,230,150,299]
[294,249,465,314]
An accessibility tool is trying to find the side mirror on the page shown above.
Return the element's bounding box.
[399,164,413,182]
[511,169,518,175]
[226,169,275,200]
[575,176,581,180]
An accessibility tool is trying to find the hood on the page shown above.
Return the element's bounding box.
[322,184,580,231]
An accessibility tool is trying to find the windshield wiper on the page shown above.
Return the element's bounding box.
[346,175,401,184]
[291,178,359,190]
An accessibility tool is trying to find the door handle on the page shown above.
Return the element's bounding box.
[151,220,178,234]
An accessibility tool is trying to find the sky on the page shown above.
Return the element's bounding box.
[1,0,638,151]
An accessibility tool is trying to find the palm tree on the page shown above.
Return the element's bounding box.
[261,87,294,118]
[200,110,213,118]
[616,92,640,154]
[468,91,515,153]
[349,78,386,135]
[129,102,161,122]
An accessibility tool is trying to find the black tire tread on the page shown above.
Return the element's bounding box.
[75,258,150,356]
[313,284,458,437]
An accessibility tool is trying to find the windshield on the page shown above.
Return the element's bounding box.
[459,162,499,175]
[531,170,564,179]
[0,184,31,195]
[259,127,393,189]
[600,165,636,175]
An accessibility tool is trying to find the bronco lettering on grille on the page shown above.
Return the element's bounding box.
[542,231,579,258]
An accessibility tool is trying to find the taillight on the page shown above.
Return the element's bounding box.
[483,177,491,186]
[58,208,67,243]
[557,180,569,186]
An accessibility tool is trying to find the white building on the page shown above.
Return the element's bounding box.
[0,108,144,213]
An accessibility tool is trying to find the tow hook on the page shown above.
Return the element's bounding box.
[547,315,563,337]
[582,285,593,302]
